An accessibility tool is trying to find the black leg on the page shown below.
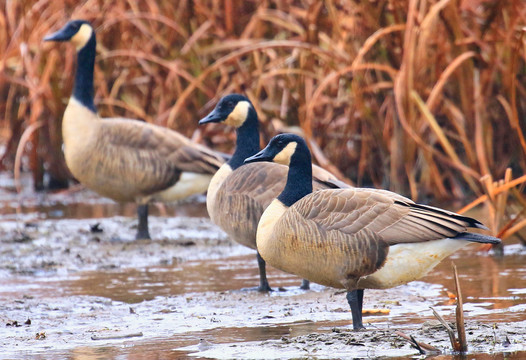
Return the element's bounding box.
[357,288,364,312]
[136,204,151,240]
[300,279,310,290]
[346,289,365,330]
[256,252,272,292]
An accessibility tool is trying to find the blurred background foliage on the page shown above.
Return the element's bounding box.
[0,0,525,243]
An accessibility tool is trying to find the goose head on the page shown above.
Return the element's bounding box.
[199,94,254,128]
[245,133,308,167]
[44,20,94,50]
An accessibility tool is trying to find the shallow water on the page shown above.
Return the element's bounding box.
[0,174,525,359]
[2,249,525,358]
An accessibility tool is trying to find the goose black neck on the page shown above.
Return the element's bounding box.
[229,106,260,169]
[277,144,313,207]
[73,34,96,112]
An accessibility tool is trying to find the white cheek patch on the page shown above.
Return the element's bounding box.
[224,101,250,127]
[273,142,297,166]
[71,23,93,50]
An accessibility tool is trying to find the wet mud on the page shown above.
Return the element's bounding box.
[0,176,525,359]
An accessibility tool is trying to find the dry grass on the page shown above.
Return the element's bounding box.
[1,0,525,240]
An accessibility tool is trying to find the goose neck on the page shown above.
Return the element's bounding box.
[229,107,260,170]
[277,146,313,207]
[73,33,96,112]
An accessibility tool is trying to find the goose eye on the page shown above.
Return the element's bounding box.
[226,101,234,108]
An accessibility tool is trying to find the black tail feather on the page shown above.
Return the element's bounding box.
[396,201,489,230]
[453,232,501,244]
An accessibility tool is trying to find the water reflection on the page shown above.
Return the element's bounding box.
[2,249,525,323]
[0,196,209,220]
[0,255,305,302]
[421,250,526,323]
[0,173,209,220]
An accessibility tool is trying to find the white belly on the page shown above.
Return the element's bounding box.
[357,238,469,289]
[256,199,287,261]
[153,172,213,202]
[206,164,232,220]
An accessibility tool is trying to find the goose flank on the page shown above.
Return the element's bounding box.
[245,133,501,329]
[199,94,349,291]
[44,20,227,240]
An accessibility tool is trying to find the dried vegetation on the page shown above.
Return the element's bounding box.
[0,0,525,242]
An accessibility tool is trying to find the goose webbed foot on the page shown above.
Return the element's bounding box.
[347,289,365,330]
[136,204,151,240]
[257,283,272,292]
[300,279,310,290]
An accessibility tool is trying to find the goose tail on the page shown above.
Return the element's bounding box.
[453,232,501,244]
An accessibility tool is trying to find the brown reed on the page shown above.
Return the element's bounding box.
[1,0,525,241]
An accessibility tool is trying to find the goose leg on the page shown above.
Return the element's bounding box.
[346,289,365,330]
[256,251,272,292]
[300,279,310,290]
[136,204,151,240]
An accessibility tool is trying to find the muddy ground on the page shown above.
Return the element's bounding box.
[0,183,525,359]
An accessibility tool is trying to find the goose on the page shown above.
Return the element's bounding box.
[245,133,501,329]
[199,94,350,291]
[44,20,227,240]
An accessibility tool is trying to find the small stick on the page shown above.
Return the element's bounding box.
[453,264,468,352]
[410,335,425,355]
[395,331,440,353]
[91,332,143,341]
[430,306,458,350]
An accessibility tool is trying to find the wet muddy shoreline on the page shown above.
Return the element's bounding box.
[0,183,525,359]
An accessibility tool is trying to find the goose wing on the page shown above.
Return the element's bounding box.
[99,118,225,172]
[221,163,350,210]
[312,164,352,189]
[292,188,484,245]
[220,162,288,210]
[94,119,224,194]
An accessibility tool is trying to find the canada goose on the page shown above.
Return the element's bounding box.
[245,133,501,329]
[44,20,226,240]
[199,94,349,291]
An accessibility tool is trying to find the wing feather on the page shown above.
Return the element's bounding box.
[94,118,225,195]
[292,188,481,245]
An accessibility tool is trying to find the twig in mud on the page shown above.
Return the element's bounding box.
[395,331,440,354]
[91,332,143,341]
[430,307,457,348]
[430,264,468,353]
[453,264,468,352]
[410,335,425,355]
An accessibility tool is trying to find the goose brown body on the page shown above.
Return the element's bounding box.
[257,188,483,290]
[63,98,223,205]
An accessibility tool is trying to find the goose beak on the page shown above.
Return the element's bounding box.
[199,108,224,125]
[44,28,70,42]
[244,149,272,164]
